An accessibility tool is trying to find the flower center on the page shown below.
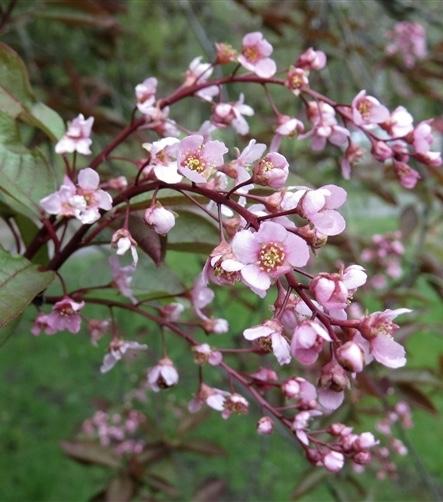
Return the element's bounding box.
[258,242,286,272]
[257,335,273,352]
[57,306,74,317]
[258,159,274,173]
[243,46,260,63]
[357,100,372,118]
[184,153,206,173]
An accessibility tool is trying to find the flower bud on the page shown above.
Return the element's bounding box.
[336,341,365,373]
[144,204,175,235]
[282,378,301,399]
[354,432,378,450]
[252,152,289,189]
[215,43,238,64]
[371,141,393,162]
[353,451,372,465]
[257,416,274,435]
[323,451,345,472]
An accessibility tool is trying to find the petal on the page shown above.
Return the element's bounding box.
[161,365,179,385]
[322,184,347,209]
[318,389,345,411]
[232,229,258,263]
[100,354,118,373]
[153,164,182,184]
[243,325,273,341]
[372,335,406,369]
[309,210,346,236]
[285,233,310,267]
[241,264,271,291]
[254,58,277,78]
[294,347,319,366]
[271,333,291,365]
[202,140,228,167]
[78,168,99,190]
[206,393,225,411]
[221,259,244,272]
[96,190,113,210]
[256,221,287,244]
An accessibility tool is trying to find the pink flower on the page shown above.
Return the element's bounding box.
[291,320,331,365]
[55,114,94,155]
[393,161,421,189]
[257,416,274,435]
[252,152,289,188]
[188,384,229,414]
[282,377,318,408]
[216,393,249,420]
[359,308,411,368]
[384,106,414,137]
[142,137,182,184]
[412,121,435,154]
[111,228,138,265]
[223,139,265,192]
[296,48,327,71]
[159,303,184,322]
[282,184,347,236]
[212,94,254,135]
[285,66,309,95]
[323,451,345,472]
[144,204,175,235]
[32,313,56,336]
[310,265,367,316]
[185,57,219,101]
[40,168,112,224]
[292,410,322,445]
[227,221,310,295]
[147,358,179,391]
[109,256,137,304]
[100,339,148,373]
[135,77,158,114]
[203,241,241,286]
[275,115,304,137]
[386,21,427,68]
[177,134,228,183]
[238,32,277,78]
[192,343,223,366]
[302,101,350,151]
[46,297,85,334]
[336,341,365,373]
[351,90,390,127]
[88,319,110,346]
[243,319,291,365]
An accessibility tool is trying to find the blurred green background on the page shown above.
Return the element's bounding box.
[1,0,443,500]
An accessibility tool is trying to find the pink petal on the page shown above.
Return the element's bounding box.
[78,168,99,190]
[232,230,258,263]
[372,335,406,369]
[244,325,274,340]
[271,333,291,365]
[256,221,287,244]
[241,264,271,291]
[318,389,345,411]
[254,58,277,78]
[202,140,228,167]
[285,233,310,267]
[309,210,346,236]
[323,184,347,209]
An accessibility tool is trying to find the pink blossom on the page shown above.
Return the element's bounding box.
[202,317,229,334]
[336,341,365,373]
[285,66,309,95]
[310,265,367,315]
[212,94,254,135]
[257,416,274,435]
[215,43,238,64]
[144,204,175,235]
[393,161,421,189]
[292,410,322,445]
[100,339,148,373]
[159,303,184,322]
[318,360,349,411]
[228,221,310,295]
[275,115,304,137]
[147,358,179,391]
[302,101,350,151]
[216,393,249,420]
[282,377,318,408]
[40,168,112,224]
[88,319,110,346]
[384,106,414,137]
[142,137,182,183]
[283,184,347,236]
[185,57,219,102]
[55,114,94,155]
[109,256,137,304]
[135,77,158,114]
[252,152,289,188]
[188,384,229,414]
[371,141,393,162]
[223,139,265,192]
[340,142,364,179]
[352,90,390,127]
[359,308,411,368]
[46,297,85,334]
[386,21,427,68]
[296,48,327,71]
[238,32,277,78]
[31,313,56,336]
[111,228,138,265]
[192,343,223,366]
[101,176,128,191]
[243,319,291,365]
[204,242,241,286]
[291,320,331,365]
[323,451,345,472]
[177,134,228,184]
[412,121,436,154]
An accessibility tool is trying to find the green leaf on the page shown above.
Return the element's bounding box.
[0,112,61,217]
[0,42,64,140]
[167,211,218,253]
[0,248,54,329]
